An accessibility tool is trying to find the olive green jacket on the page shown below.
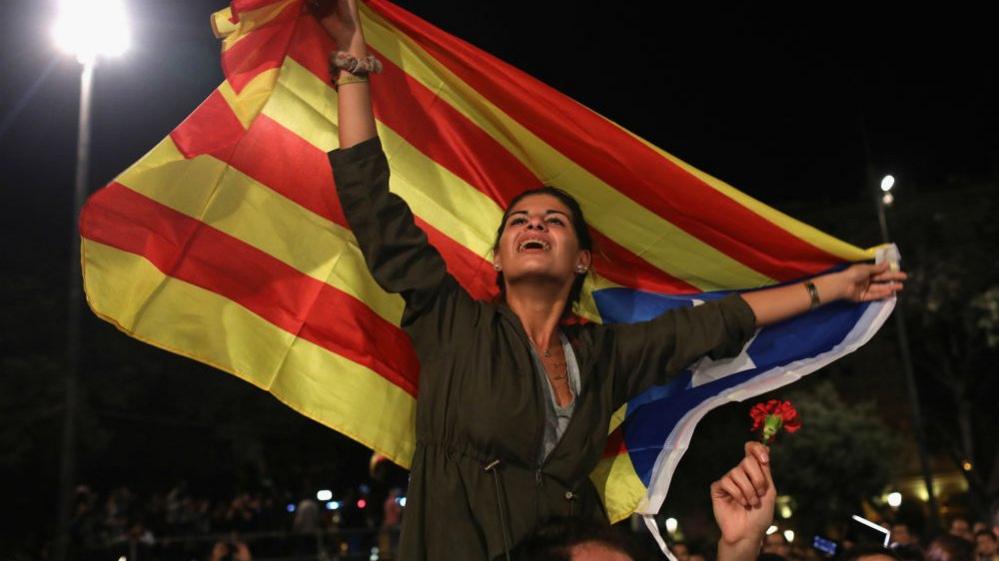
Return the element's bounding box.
[330,137,757,561]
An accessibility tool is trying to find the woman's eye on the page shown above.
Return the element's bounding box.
[510,217,527,225]
[546,217,564,226]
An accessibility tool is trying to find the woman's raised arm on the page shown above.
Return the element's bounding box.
[312,0,376,148]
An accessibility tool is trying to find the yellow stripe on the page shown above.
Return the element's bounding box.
[590,450,647,523]
[359,5,774,291]
[210,7,237,40]
[625,129,877,261]
[264,58,340,151]
[218,0,298,52]
[114,136,405,326]
[219,70,279,129]
[83,239,416,466]
[264,57,505,266]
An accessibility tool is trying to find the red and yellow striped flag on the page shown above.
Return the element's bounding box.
[81,0,882,522]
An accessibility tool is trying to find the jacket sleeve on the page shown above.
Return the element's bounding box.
[605,293,758,407]
[329,137,476,334]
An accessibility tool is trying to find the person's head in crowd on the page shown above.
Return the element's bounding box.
[842,544,901,561]
[928,534,975,561]
[673,542,690,561]
[515,517,641,561]
[891,523,915,546]
[891,543,926,561]
[975,530,998,561]
[951,518,974,542]
[763,532,790,558]
[974,523,989,536]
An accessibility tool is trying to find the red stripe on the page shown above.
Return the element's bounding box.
[286,21,698,294]
[81,182,420,396]
[601,427,628,459]
[170,90,246,160]
[367,0,845,281]
[231,0,287,17]
[221,1,301,93]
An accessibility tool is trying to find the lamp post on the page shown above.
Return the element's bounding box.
[51,2,129,560]
[873,173,940,532]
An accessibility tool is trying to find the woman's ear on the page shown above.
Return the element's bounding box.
[576,250,592,274]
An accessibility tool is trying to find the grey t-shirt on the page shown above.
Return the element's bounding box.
[529,332,581,462]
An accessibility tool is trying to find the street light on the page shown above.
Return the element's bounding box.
[53,0,130,63]
[52,3,130,561]
[871,170,939,531]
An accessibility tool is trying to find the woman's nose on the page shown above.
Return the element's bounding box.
[527,217,546,230]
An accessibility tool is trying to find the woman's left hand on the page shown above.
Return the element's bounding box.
[836,262,907,303]
[712,442,775,556]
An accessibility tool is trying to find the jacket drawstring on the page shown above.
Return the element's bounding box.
[483,459,513,561]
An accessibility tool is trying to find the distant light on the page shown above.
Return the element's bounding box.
[359,484,371,494]
[916,486,930,502]
[396,497,407,508]
[784,530,795,543]
[962,460,973,471]
[665,518,678,533]
[767,525,779,535]
[286,503,296,513]
[369,546,380,561]
[317,489,333,501]
[882,193,894,206]
[357,499,367,509]
[52,0,130,63]
[880,175,895,192]
[887,492,902,508]
[119,557,127,561]
[326,501,341,510]
[779,504,793,519]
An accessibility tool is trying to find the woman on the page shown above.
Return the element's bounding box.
[314,2,906,559]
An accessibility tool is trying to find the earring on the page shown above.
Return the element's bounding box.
[576,265,588,274]
[494,263,502,272]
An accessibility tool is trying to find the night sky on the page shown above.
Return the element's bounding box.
[1,1,995,219]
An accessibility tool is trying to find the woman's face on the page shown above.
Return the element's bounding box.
[493,193,590,290]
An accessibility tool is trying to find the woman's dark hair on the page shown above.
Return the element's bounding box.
[493,186,594,312]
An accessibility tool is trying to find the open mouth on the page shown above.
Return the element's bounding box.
[517,239,551,252]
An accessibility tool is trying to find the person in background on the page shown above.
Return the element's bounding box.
[762,533,790,558]
[928,534,975,561]
[975,530,998,561]
[891,523,916,547]
[951,518,975,542]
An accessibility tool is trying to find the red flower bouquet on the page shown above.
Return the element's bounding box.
[750,399,801,445]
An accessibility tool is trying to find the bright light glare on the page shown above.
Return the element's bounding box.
[665,518,678,533]
[887,492,902,508]
[880,175,895,192]
[326,501,341,510]
[780,504,793,519]
[316,489,333,501]
[767,525,779,535]
[53,0,130,63]
[882,193,894,206]
[784,530,795,543]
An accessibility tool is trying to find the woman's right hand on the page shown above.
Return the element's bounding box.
[309,0,363,52]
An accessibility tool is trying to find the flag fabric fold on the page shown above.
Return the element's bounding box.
[80,0,895,525]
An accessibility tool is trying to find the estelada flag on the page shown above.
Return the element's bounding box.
[80,0,896,528]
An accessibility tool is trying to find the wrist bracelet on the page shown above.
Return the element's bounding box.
[804,281,821,310]
[336,73,369,87]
